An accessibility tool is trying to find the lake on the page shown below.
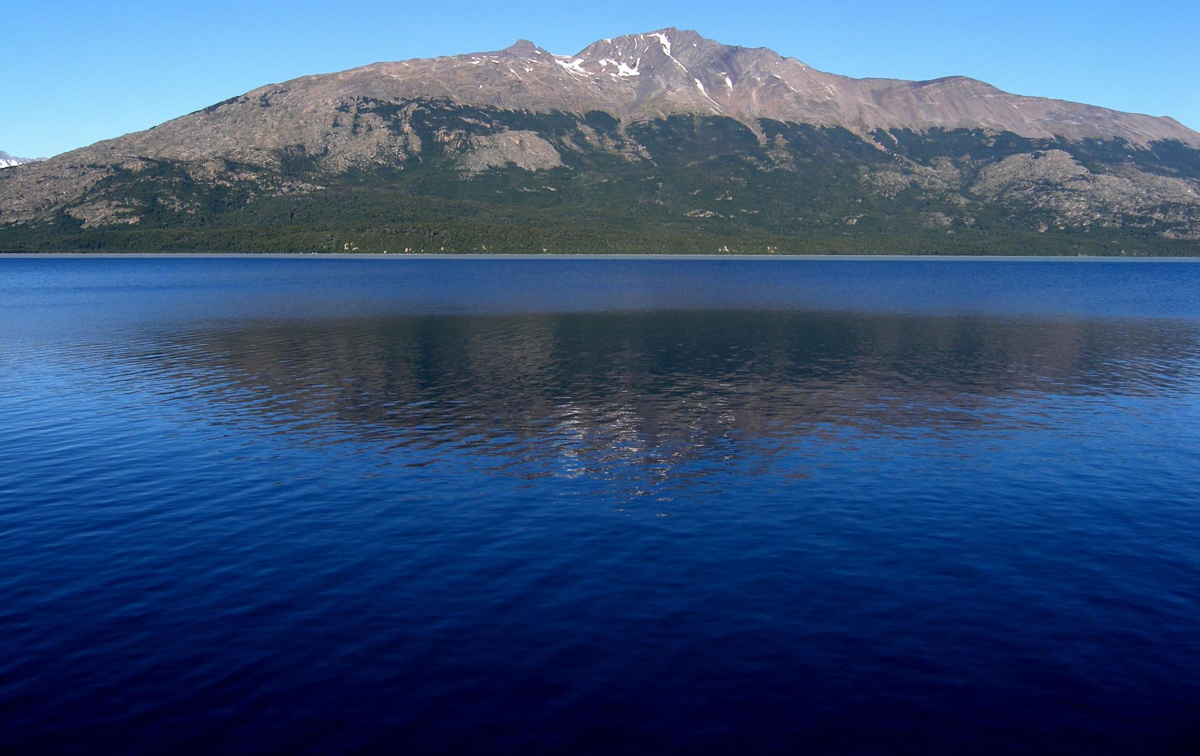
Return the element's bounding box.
[1,256,1198,753]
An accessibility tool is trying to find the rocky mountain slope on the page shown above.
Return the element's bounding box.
[2,28,1199,254]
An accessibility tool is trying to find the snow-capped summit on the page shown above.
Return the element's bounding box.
[0,151,41,169]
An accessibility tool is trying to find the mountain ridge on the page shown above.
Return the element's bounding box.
[32,27,1200,167]
[0,151,42,169]
[264,27,1199,145]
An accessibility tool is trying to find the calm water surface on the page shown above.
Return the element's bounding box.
[1,258,1199,753]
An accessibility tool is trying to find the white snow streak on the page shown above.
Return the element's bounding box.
[554,57,590,77]
[648,32,688,73]
[648,32,672,55]
[695,78,722,110]
[598,57,640,77]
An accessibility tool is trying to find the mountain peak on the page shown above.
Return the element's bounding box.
[288,28,1197,147]
[576,27,712,60]
[634,27,700,43]
[504,39,539,55]
[0,151,42,169]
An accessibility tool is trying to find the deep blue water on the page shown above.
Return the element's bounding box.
[1,257,1199,753]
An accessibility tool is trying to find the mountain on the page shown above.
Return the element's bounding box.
[2,28,1199,255]
[0,151,41,169]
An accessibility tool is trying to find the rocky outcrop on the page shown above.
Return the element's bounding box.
[457,131,562,173]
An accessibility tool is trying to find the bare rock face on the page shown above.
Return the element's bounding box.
[970,150,1200,236]
[457,131,563,173]
[321,109,422,172]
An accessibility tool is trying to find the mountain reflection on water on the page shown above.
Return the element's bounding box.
[120,310,1200,488]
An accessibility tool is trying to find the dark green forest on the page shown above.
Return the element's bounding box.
[2,101,1197,255]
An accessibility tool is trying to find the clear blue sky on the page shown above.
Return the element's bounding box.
[3,0,1197,157]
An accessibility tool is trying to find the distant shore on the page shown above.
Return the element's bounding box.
[2,252,1200,262]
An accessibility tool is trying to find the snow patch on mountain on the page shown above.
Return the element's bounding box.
[0,151,41,169]
[647,32,688,73]
[554,57,590,78]
[599,58,640,77]
[694,79,721,111]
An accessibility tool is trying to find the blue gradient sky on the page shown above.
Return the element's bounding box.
[3,0,1197,157]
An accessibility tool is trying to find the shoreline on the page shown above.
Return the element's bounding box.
[3,252,1200,262]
